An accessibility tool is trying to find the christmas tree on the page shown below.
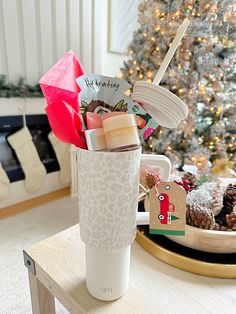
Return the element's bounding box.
[120,0,236,171]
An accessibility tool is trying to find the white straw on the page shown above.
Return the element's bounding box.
[153,18,190,86]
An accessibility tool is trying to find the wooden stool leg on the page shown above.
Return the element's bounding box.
[28,271,56,314]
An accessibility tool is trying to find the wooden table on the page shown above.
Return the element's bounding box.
[24,224,236,314]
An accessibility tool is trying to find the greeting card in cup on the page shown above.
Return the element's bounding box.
[76,74,131,114]
[149,182,186,236]
[76,74,159,142]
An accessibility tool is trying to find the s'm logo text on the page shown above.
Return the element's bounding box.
[100,287,112,293]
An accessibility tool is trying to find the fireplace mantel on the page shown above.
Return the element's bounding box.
[0,98,46,116]
[0,97,69,209]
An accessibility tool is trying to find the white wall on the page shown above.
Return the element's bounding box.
[101,0,140,77]
[0,0,104,83]
[0,0,139,83]
[101,0,126,76]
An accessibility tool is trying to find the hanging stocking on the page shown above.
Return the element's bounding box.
[7,127,46,193]
[0,162,10,200]
[48,132,71,185]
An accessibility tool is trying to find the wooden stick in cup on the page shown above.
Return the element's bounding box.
[153,18,190,86]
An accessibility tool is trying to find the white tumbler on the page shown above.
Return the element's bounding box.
[77,148,171,301]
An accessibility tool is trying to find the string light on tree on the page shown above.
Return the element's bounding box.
[120,0,236,171]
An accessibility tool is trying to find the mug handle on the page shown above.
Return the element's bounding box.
[141,153,171,181]
[137,154,172,226]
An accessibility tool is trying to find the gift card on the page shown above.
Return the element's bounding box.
[149,182,186,236]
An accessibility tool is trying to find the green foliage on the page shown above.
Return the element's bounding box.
[0,75,43,98]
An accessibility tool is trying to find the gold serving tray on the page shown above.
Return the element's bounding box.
[136,228,236,279]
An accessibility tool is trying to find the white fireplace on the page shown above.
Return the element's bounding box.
[0,98,69,209]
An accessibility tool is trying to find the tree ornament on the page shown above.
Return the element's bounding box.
[186,203,215,230]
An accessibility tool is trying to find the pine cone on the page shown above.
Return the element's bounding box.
[223,184,236,213]
[186,204,215,230]
[226,212,236,231]
[182,172,197,191]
